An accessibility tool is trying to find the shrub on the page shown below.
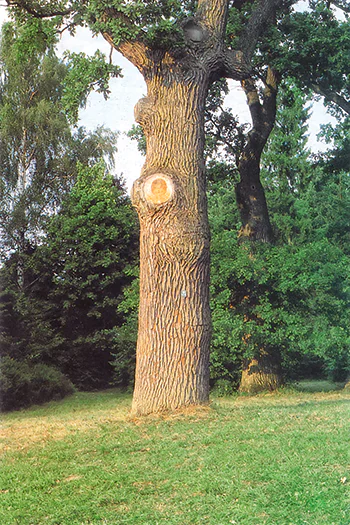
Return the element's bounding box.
[0,357,75,412]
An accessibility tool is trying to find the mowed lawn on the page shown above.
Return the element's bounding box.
[1,387,349,525]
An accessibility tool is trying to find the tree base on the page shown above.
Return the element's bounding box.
[131,398,210,417]
[239,357,283,394]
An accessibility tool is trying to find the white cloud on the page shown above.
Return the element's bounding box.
[0,6,8,25]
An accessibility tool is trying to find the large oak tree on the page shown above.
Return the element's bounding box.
[5,0,291,414]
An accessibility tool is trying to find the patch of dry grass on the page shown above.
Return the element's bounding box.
[0,389,131,452]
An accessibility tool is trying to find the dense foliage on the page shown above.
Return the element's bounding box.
[0,21,119,264]
[1,1,349,409]
[209,83,350,394]
[0,356,75,411]
[0,163,138,395]
[0,24,138,409]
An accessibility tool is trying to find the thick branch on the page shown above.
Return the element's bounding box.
[96,6,153,71]
[236,0,285,61]
[242,77,263,130]
[241,66,279,153]
[311,83,350,115]
[102,31,150,73]
[223,49,250,79]
[196,0,229,37]
[261,66,279,137]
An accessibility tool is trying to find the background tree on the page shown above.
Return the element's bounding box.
[0,20,120,273]
[33,163,137,388]
[209,81,350,393]
[204,0,350,391]
[277,1,350,116]
[0,21,137,407]
[0,163,138,393]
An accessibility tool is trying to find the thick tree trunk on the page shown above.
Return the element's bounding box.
[100,0,249,414]
[130,72,211,415]
[236,157,273,243]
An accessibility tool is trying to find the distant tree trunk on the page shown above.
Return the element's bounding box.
[239,353,283,394]
[236,67,277,243]
[236,67,283,393]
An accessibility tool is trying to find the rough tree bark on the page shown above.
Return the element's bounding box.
[236,66,283,393]
[103,0,249,414]
[130,73,212,414]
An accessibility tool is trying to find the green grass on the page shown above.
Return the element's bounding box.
[1,386,350,525]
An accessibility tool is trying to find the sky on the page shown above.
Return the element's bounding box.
[0,5,336,191]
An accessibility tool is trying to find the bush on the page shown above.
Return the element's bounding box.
[0,357,75,412]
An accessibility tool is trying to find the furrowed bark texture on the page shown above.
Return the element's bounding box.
[130,71,212,415]
[103,0,248,415]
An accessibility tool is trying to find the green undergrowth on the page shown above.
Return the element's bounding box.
[1,387,349,525]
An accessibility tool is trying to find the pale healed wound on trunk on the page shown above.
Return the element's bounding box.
[135,173,174,206]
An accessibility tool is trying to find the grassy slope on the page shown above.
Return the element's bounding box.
[1,388,349,525]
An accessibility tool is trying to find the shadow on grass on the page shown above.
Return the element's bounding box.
[2,388,132,421]
[292,379,346,393]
